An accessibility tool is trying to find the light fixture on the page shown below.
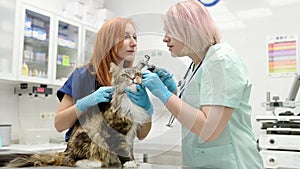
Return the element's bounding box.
[236,8,272,19]
[267,0,300,6]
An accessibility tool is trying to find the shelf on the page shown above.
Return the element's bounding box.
[56,64,75,69]
[57,45,77,55]
[58,45,77,50]
[24,36,49,47]
[24,58,48,66]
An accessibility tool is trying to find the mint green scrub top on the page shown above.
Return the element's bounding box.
[181,43,264,169]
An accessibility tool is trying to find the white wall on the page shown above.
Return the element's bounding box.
[22,0,71,14]
[0,84,19,141]
[0,0,72,143]
[104,0,180,17]
[210,0,300,137]
[0,83,63,143]
[105,0,300,139]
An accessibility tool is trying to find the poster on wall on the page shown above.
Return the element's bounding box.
[268,35,298,76]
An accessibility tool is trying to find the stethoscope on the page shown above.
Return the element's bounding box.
[166,60,203,127]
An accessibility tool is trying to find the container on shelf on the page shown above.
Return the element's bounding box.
[0,124,12,146]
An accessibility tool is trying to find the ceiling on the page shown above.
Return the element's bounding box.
[207,0,300,31]
[22,0,300,32]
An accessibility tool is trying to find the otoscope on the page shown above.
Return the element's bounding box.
[139,55,156,72]
[140,55,176,127]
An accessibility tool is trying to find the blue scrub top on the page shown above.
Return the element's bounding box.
[57,72,74,142]
[57,66,97,142]
[181,43,264,169]
[57,74,73,102]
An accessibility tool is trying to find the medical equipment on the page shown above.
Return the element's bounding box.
[14,83,53,97]
[141,55,166,76]
[137,55,151,70]
[257,74,300,169]
[256,116,300,168]
[262,74,300,115]
[138,54,179,127]
[165,60,203,127]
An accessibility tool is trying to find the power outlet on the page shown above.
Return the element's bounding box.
[49,112,55,119]
[40,112,55,120]
[40,112,46,120]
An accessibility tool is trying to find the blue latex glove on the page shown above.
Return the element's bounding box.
[75,86,114,112]
[125,84,154,116]
[142,71,173,105]
[154,68,177,93]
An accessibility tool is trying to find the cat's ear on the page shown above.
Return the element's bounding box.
[110,62,120,74]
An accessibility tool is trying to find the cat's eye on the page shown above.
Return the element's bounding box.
[120,73,131,79]
[135,72,142,77]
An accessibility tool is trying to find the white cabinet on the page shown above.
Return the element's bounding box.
[0,0,18,81]
[256,115,300,169]
[17,4,83,86]
[79,26,97,66]
[52,17,81,86]
[0,2,102,86]
[17,5,54,84]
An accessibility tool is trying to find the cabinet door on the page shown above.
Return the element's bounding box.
[0,0,17,81]
[79,26,97,66]
[53,18,81,86]
[18,5,54,84]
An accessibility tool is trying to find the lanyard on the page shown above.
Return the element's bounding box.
[166,60,203,127]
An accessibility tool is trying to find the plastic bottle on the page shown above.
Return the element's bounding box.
[23,45,34,60]
[22,63,29,76]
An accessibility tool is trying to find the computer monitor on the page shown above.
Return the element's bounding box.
[286,74,300,101]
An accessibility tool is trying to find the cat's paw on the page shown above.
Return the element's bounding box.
[75,159,102,168]
[123,160,138,168]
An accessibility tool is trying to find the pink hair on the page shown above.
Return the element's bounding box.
[163,0,221,53]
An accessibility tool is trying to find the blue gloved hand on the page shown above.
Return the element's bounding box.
[75,86,114,112]
[142,71,173,105]
[154,68,177,93]
[125,84,154,116]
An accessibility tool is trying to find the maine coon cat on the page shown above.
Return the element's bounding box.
[0,61,149,168]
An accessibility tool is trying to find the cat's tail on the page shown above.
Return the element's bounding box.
[0,152,67,167]
[0,153,31,167]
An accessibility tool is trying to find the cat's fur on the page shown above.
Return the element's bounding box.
[0,62,149,168]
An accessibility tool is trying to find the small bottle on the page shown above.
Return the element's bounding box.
[23,45,33,60]
[22,63,29,76]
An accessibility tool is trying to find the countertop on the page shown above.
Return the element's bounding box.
[0,163,211,169]
[0,163,182,169]
[0,144,66,153]
[0,144,187,168]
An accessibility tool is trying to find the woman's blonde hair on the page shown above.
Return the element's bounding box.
[88,17,136,86]
[163,0,220,53]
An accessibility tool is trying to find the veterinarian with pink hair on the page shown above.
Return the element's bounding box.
[138,0,264,168]
[55,17,153,142]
